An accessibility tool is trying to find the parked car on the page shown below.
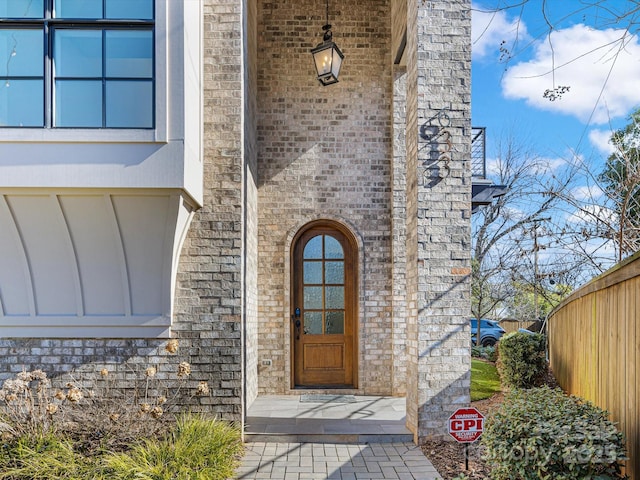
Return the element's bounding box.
[470,318,506,347]
[518,328,536,335]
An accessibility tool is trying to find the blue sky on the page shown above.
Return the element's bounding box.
[471,1,640,277]
[472,0,640,161]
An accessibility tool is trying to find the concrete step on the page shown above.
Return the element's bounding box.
[244,395,413,444]
[244,432,414,444]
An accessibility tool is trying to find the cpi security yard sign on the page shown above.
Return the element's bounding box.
[448,407,484,443]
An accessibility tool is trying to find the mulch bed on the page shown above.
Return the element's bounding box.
[421,393,503,479]
[421,369,559,479]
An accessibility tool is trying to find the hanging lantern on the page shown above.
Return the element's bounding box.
[310,0,344,86]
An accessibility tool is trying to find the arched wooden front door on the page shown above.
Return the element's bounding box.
[292,223,357,388]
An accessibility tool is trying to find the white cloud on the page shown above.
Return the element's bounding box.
[472,3,529,61]
[535,156,567,174]
[589,128,615,155]
[485,156,500,176]
[571,184,604,201]
[501,24,640,124]
[566,204,615,224]
[485,155,565,177]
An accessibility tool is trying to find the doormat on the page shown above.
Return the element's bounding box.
[300,394,356,403]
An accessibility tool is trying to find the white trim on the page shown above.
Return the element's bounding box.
[54,194,85,316]
[0,323,171,339]
[105,194,133,317]
[155,0,168,142]
[0,315,169,327]
[0,129,163,144]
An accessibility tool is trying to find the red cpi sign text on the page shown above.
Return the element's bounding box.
[448,407,484,443]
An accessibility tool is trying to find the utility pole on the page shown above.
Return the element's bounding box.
[531,217,551,322]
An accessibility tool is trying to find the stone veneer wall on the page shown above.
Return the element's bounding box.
[392,67,408,396]
[0,0,249,424]
[256,0,394,394]
[243,0,260,410]
[404,0,420,440]
[411,0,472,440]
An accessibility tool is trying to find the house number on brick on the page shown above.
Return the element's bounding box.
[419,110,453,182]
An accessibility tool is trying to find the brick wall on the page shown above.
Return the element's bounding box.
[0,0,248,424]
[255,0,394,394]
[0,0,473,439]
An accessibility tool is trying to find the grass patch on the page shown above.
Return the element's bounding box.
[104,414,243,480]
[471,358,501,401]
[0,414,242,480]
[0,432,96,480]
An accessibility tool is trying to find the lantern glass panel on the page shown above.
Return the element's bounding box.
[331,48,343,79]
[313,44,333,77]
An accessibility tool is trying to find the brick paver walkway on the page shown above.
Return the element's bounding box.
[234,442,443,480]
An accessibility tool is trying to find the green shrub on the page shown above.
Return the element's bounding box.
[471,345,497,362]
[482,386,627,479]
[104,413,243,480]
[497,331,546,388]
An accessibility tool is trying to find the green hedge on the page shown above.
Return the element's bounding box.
[482,386,627,479]
[497,331,546,389]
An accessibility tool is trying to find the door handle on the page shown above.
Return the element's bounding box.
[292,308,301,340]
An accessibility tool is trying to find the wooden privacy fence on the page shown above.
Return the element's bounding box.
[499,319,542,334]
[548,251,640,478]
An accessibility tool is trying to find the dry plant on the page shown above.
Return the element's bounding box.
[0,369,56,439]
[0,339,211,453]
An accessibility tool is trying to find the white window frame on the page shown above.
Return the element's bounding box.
[0,0,167,144]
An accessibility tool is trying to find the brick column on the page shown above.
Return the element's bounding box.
[392,66,408,396]
[406,0,472,441]
[174,0,248,422]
